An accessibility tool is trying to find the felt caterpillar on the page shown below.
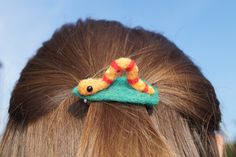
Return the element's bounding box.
[76,57,155,96]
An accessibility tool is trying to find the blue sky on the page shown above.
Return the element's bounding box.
[0,0,236,141]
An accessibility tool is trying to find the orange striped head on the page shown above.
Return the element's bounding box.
[77,78,107,96]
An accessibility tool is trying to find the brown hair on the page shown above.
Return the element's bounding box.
[0,19,221,157]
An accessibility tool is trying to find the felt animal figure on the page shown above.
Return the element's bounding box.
[75,57,155,96]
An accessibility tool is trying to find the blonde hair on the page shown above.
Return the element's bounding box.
[0,19,221,157]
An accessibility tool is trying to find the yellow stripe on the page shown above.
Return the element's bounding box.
[115,58,131,69]
[132,80,146,91]
[104,67,116,81]
[127,66,138,80]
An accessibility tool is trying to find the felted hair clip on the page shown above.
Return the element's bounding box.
[73,58,159,107]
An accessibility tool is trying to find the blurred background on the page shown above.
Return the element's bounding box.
[0,0,235,150]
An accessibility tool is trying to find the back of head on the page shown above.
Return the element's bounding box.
[0,19,221,157]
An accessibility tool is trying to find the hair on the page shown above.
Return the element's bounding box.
[0,19,222,157]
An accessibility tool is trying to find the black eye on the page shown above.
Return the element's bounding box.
[87,86,93,92]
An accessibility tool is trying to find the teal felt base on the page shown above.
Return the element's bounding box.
[73,76,159,106]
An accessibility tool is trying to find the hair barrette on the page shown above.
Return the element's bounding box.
[73,57,159,107]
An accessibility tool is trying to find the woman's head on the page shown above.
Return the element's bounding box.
[0,19,221,157]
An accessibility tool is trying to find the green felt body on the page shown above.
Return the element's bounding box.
[73,76,159,106]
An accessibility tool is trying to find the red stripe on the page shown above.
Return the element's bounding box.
[111,60,122,72]
[127,77,139,85]
[102,75,113,84]
[142,83,149,93]
[126,60,135,72]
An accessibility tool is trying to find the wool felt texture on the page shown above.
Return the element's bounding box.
[73,76,159,106]
[76,58,155,96]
